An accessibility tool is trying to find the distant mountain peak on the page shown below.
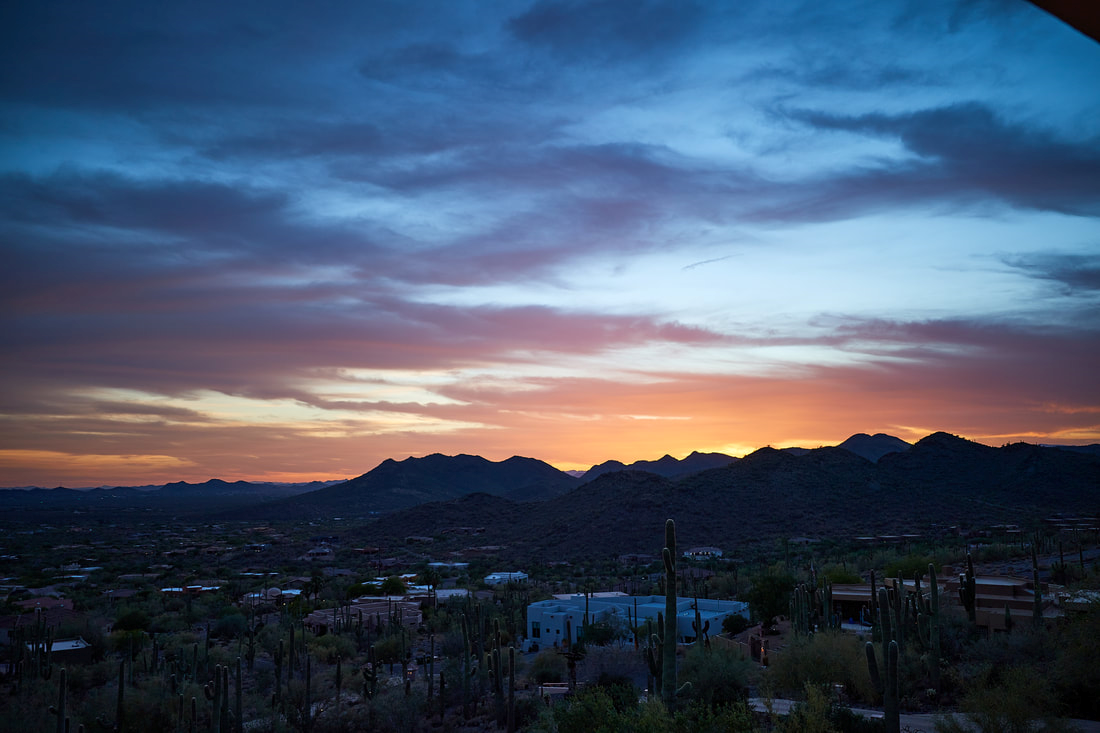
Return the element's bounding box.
[836,433,911,463]
[581,451,735,481]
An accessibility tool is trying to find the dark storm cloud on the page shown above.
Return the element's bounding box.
[789,103,1100,216]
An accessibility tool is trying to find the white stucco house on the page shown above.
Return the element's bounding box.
[523,594,748,651]
[484,571,528,585]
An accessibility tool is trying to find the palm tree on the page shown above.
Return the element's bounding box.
[420,567,442,607]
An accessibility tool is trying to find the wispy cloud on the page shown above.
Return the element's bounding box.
[1,0,1098,485]
[789,103,1100,216]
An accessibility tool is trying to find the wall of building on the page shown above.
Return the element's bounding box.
[524,594,748,651]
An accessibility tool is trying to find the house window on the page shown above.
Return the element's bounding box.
[532,622,540,638]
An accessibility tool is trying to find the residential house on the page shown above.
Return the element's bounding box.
[524,594,749,652]
[304,599,422,636]
[683,547,723,560]
[942,572,1057,630]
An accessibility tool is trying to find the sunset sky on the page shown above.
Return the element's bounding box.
[2,1,1099,487]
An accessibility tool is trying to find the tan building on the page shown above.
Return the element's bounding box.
[942,573,1056,630]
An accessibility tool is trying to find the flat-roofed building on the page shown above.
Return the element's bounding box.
[524,594,748,651]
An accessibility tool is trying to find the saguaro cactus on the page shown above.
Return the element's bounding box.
[49,667,67,733]
[661,519,678,709]
[460,614,471,719]
[234,657,242,733]
[691,598,710,649]
[790,584,812,636]
[304,655,312,733]
[877,588,893,648]
[205,664,223,733]
[362,645,379,701]
[959,553,977,624]
[273,640,283,708]
[866,639,900,733]
[919,564,941,692]
[890,576,905,654]
[492,620,504,726]
[117,660,126,733]
[644,617,659,698]
[1032,542,1043,629]
[508,647,516,733]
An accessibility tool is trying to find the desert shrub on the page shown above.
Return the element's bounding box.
[883,554,933,582]
[576,646,638,687]
[673,700,757,733]
[779,683,882,733]
[66,658,124,692]
[512,694,545,730]
[679,645,754,709]
[821,565,862,585]
[380,576,406,595]
[149,611,189,634]
[364,685,427,733]
[113,608,150,631]
[766,631,875,705]
[582,620,620,646]
[744,572,796,623]
[109,628,148,655]
[439,628,465,657]
[211,610,247,639]
[344,581,375,599]
[308,632,357,663]
[1053,603,1100,718]
[553,687,620,733]
[373,632,407,664]
[529,648,567,684]
[935,665,1075,733]
[592,671,638,712]
[722,613,750,635]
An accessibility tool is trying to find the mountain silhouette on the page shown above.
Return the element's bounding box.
[218,453,580,519]
[582,450,736,480]
[342,434,1098,559]
[836,432,911,462]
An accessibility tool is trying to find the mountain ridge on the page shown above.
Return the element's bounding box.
[340,433,1099,559]
[5,433,1097,533]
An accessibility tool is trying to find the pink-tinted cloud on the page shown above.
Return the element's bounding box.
[2,0,1097,487]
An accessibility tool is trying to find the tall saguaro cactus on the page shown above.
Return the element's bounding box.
[460,613,472,719]
[1032,540,1043,629]
[925,564,941,691]
[116,660,126,733]
[866,639,900,733]
[960,553,977,624]
[661,519,678,709]
[50,667,67,733]
[234,657,243,733]
[507,646,516,733]
[644,617,659,698]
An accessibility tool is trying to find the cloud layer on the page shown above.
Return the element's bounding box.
[1,0,1098,486]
